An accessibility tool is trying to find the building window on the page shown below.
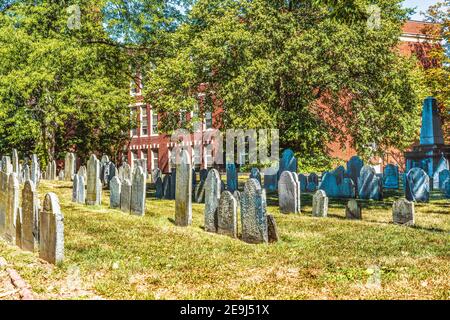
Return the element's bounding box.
[151,111,158,135]
[152,150,159,170]
[141,106,148,136]
[131,107,137,137]
[131,150,138,163]
[205,146,213,168]
[205,112,213,129]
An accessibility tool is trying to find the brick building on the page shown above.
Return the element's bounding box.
[128,20,442,174]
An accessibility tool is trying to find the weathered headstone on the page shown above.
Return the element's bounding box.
[77,165,87,182]
[249,168,261,185]
[155,177,163,199]
[86,155,101,205]
[439,169,450,191]
[405,168,430,202]
[358,166,382,200]
[77,176,86,204]
[151,168,162,183]
[340,178,356,198]
[240,179,268,244]
[392,198,415,226]
[432,156,449,190]
[333,166,346,185]
[306,173,318,192]
[30,154,39,186]
[72,174,80,202]
[2,156,12,174]
[118,163,132,182]
[383,164,399,189]
[298,174,307,192]
[267,214,279,243]
[279,149,297,178]
[345,199,362,220]
[12,149,19,174]
[278,171,299,214]
[110,176,122,209]
[0,171,9,237]
[162,175,171,200]
[5,173,19,244]
[204,168,221,232]
[318,172,339,198]
[346,156,364,188]
[175,150,192,226]
[64,152,76,181]
[194,179,205,203]
[217,191,238,238]
[39,193,64,264]
[170,170,176,200]
[312,190,328,217]
[226,163,238,193]
[120,179,132,213]
[130,166,146,216]
[107,162,117,187]
[23,164,31,183]
[15,207,22,249]
[22,180,38,252]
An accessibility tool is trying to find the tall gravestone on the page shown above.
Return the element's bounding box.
[175,150,192,226]
[0,171,9,237]
[110,176,122,209]
[162,175,172,200]
[392,198,415,226]
[131,166,146,216]
[405,168,430,202]
[155,177,163,199]
[278,171,299,214]
[346,156,364,188]
[120,179,132,213]
[22,180,38,252]
[383,164,399,189]
[439,169,450,191]
[226,163,238,193]
[86,155,101,205]
[204,169,221,232]
[23,164,31,183]
[358,166,382,200]
[77,165,87,182]
[217,191,238,238]
[240,179,268,244]
[318,172,339,198]
[312,190,328,217]
[298,174,307,192]
[72,174,80,202]
[119,163,132,182]
[39,193,64,264]
[5,173,19,244]
[64,152,76,181]
[31,154,39,186]
[12,149,19,174]
[15,207,23,249]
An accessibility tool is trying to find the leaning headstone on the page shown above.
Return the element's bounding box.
[345,199,362,220]
[155,177,163,199]
[5,173,19,244]
[39,193,64,264]
[432,156,449,190]
[86,155,101,205]
[12,149,19,174]
[22,181,38,252]
[217,191,238,238]
[64,152,76,181]
[405,168,430,203]
[383,164,399,189]
[249,168,261,185]
[267,214,279,243]
[358,166,382,200]
[175,150,192,226]
[110,176,122,209]
[240,179,268,244]
[278,171,299,214]
[130,166,146,216]
[120,179,132,213]
[226,163,238,193]
[346,156,364,188]
[204,169,221,232]
[392,198,415,226]
[312,190,328,217]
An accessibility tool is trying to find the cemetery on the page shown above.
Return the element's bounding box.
[0,96,448,300]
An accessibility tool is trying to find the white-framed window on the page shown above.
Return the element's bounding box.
[151,149,159,170]
[151,110,158,135]
[205,111,213,129]
[204,146,213,168]
[141,149,148,161]
[130,107,138,137]
[141,106,148,136]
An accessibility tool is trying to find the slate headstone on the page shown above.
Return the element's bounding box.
[204,169,221,232]
[240,179,268,244]
[392,198,415,226]
[358,166,382,200]
[278,171,299,214]
[383,164,399,189]
[110,176,122,209]
[226,163,238,193]
[120,179,132,213]
[345,199,362,220]
[217,191,238,238]
[39,193,64,264]
[175,150,192,226]
[131,166,146,216]
[405,168,430,202]
[312,190,328,217]
[22,180,38,252]
[267,214,279,243]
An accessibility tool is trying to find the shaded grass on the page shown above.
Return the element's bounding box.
[0,180,448,300]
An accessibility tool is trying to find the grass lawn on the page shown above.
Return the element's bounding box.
[0,180,449,300]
